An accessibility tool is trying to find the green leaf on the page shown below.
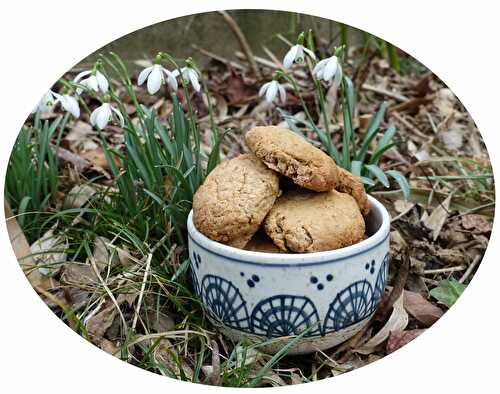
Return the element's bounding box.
[357,102,387,162]
[370,124,397,165]
[366,164,390,187]
[341,76,356,168]
[430,279,466,308]
[386,43,401,74]
[386,170,411,200]
[351,160,362,177]
[361,176,376,186]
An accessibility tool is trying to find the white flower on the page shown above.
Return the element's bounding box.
[138,64,178,94]
[73,70,109,94]
[283,44,316,69]
[172,67,201,92]
[33,90,57,113]
[53,93,80,118]
[259,80,287,105]
[313,55,343,87]
[90,103,124,130]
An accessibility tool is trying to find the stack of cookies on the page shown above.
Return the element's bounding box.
[193,126,370,253]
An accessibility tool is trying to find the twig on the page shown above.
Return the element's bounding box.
[421,277,439,286]
[262,45,283,68]
[217,10,261,78]
[192,44,246,71]
[388,96,432,113]
[422,265,467,275]
[126,330,213,349]
[423,108,438,134]
[459,255,481,283]
[210,340,221,386]
[276,33,293,47]
[361,84,408,102]
[391,203,415,223]
[391,111,430,140]
[52,144,91,172]
[455,201,495,217]
[235,50,277,70]
[89,252,129,333]
[131,253,152,332]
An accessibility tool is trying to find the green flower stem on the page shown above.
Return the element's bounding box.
[203,82,219,159]
[161,52,202,184]
[104,53,147,130]
[313,78,330,134]
[281,72,340,163]
[280,73,315,128]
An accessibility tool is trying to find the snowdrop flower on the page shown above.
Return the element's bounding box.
[283,44,316,69]
[259,80,286,105]
[172,66,201,92]
[313,55,343,88]
[32,90,57,113]
[73,70,109,94]
[90,103,124,130]
[52,92,80,118]
[138,64,178,94]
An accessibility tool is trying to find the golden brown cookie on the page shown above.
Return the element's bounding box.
[264,189,365,253]
[245,126,338,192]
[336,167,371,216]
[193,154,280,248]
[244,231,283,253]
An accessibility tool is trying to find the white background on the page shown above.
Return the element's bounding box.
[1,1,499,392]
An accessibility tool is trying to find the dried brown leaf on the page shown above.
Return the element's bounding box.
[154,339,194,380]
[461,214,492,234]
[100,338,120,357]
[64,121,97,151]
[62,263,98,285]
[422,194,452,241]
[64,184,96,209]
[86,303,117,341]
[434,88,456,118]
[403,290,443,326]
[5,202,47,288]
[93,236,116,272]
[144,309,175,332]
[386,329,426,354]
[355,293,409,354]
[30,226,69,276]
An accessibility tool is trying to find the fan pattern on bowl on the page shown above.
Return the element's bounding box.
[323,280,374,332]
[374,253,390,305]
[250,295,321,337]
[191,253,390,337]
[201,274,250,330]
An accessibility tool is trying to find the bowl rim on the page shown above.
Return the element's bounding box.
[187,195,390,267]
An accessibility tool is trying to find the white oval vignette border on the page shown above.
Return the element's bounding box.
[1,1,499,393]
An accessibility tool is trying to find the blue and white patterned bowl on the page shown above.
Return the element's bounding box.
[187,195,390,355]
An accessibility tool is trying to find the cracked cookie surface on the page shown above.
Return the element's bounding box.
[264,189,365,253]
[336,167,371,216]
[245,126,338,192]
[193,154,280,248]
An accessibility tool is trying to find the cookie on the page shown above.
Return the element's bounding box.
[336,167,371,216]
[244,231,283,253]
[264,189,365,253]
[193,154,280,248]
[245,126,338,192]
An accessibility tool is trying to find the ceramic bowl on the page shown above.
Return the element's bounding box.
[187,195,390,355]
